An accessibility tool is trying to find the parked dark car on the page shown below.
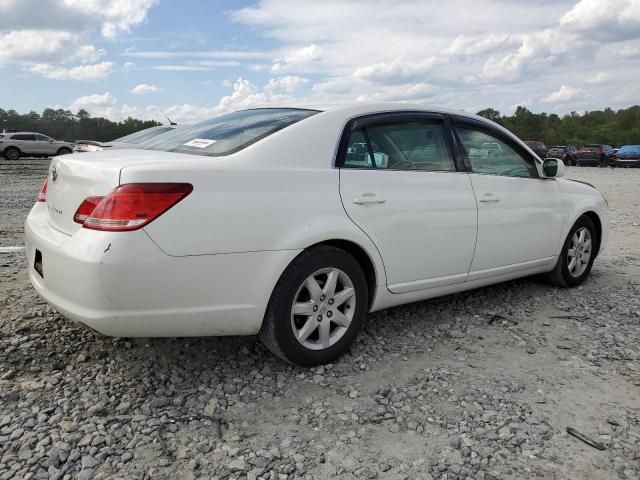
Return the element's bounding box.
[547,145,578,166]
[614,145,640,167]
[524,140,548,159]
[576,144,615,167]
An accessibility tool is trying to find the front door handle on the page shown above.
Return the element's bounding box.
[353,193,386,205]
[478,193,501,203]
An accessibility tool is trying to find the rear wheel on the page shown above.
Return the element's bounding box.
[4,147,20,160]
[57,147,72,156]
[544,215,597,288]
[260,245,368,367]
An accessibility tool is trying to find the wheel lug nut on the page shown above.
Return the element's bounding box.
[328,299,334,305]
[320,295,325,301]
[327,311,333,318]
[313,305,318,312]
[317,315,322,321]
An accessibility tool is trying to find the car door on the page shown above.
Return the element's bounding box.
[453,118,564,280]
[11,134,34,154]
[338,113,478,293]
[33,134,53,155]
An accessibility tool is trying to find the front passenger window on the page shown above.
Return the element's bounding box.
[457,127,537,178]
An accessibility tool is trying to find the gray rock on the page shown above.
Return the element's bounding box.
[81,455,99,469]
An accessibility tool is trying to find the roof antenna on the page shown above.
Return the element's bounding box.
[161,110,177,126]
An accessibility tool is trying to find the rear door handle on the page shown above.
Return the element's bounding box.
[353,193,386,205]
[478,193,501,203]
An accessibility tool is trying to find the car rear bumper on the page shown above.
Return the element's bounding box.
[25,203,299,337]
[576,156,601,165]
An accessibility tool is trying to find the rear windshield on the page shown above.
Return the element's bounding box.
[114,126,175,144]
[142,108,320,157]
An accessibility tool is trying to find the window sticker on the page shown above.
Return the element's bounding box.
[183,138,217,148]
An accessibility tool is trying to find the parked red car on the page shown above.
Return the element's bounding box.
[547,145,578,166]
[524,140,548,159]
[576,144,615,167]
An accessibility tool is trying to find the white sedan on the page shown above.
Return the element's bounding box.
[25,104,609,366]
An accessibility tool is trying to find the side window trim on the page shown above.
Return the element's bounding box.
[361,127,377,169]
[451,116,540,179]
[335,111,462,171]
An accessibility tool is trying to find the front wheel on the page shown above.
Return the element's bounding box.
[544,216,598,288]
[260,245,369,367]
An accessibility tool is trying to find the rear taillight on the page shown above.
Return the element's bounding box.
[81,183,193,232]
[73,196,104,224]
[37,179,48,202]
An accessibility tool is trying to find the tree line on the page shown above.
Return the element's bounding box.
[0,108,162,143]
[476,105,640,147]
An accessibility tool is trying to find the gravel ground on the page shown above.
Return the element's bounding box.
[1,158,639,480]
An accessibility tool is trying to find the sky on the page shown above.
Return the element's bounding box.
[1,0,639,124]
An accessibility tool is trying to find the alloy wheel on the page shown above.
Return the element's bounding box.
[567,226,592,278]
[290,267,356,350]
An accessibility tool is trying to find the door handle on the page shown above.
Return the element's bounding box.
[353,193,386,205]
[478,193,501,203]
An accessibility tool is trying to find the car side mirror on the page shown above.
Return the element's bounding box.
[49,140,55,143]
[542,158,565,178]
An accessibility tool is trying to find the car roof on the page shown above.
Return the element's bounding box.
[241,103,492,124]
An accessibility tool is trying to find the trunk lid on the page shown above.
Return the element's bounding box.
[45,149,191,235]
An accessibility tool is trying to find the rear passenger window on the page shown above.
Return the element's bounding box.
[343,121,455,171]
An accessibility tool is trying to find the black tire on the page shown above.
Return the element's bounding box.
[4,147,20,160]
[544,215,598,288]
[260,245,369,367]
[57,147,72,156]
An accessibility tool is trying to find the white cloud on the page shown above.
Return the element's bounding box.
[585,72,614,84]
[264,75,308,94]
[153,65,215,72]
[560,0,640,40]
[353,57,444,84]
[0,0,157,86]
[0,30,75,65]
[28,62,115,81]
[67,92,116,112]
[542,85,580,103]
[76,77,311,124]
[271,44,323,73]
[481,30,586,82]
[224,0,639,113]
[61,0,158,38]
[65,45,105,64]
[445,34,517,56]
[0,0,158,38]
[355,82,438,102]
[122,50,269,60]
[130,83,160,95]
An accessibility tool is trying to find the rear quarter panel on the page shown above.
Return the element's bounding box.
[121,114,387,285]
